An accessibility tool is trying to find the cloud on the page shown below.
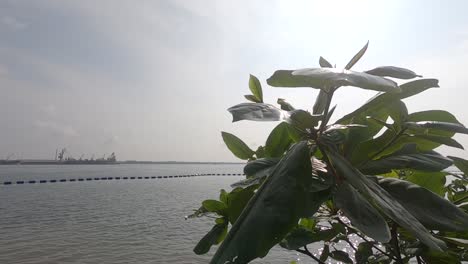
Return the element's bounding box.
[34,120,79,137]
[1,15,27,30]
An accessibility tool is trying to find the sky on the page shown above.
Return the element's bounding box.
[1,0,468,162]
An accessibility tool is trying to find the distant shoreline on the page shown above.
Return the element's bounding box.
[0,160,244,165]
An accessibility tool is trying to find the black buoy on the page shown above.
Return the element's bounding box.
[115,177,121,180]
[123,177,128,179]
[130,177,135,179]
[69,179,76,182]
[144,176,149,179]
[78,178,84,181]
[157,176,162,178]
[40,180,47,183]
[59,179,67,182]
[94,177,100,180]
[108,177,114,180]
[151,176,156,179]
[86,178,92,181]
[17,181,25,184]
[28,180,36,184]
[50,179,57,183]
[4,181,12,185]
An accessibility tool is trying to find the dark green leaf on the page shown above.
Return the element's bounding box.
[319,56,333,68]
[334,182,391,242]
[233,158,279,188]
[265,122,293,158]
[365,66,422,79]
[227,103,284,122]
[244,94,261,103]
[406,121,468,135]
[313,90,329,114]
[221,132,254,160]
[422,250,461,264]
[360,144,453,174]
[330,250,353,264]
[277,98,295,111]
[448,156,468,176]
[194,222,228,255]
[210,142,318,264]
[325,149,445,251]
[243,158,280,177]
[345,41,369,70]
[319,244,330,262]
[355,242,374,263]
[337,79,439,124]
[377,177,468,231]
[280,228,337,250]
[406,171,446,196]
[249,74,263,102]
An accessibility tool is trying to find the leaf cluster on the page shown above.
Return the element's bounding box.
[191,42,468,264]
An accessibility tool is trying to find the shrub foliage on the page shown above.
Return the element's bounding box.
[190,42,468,263]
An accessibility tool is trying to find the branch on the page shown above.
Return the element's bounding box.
[336,218,397,261]
[390,222,404,264]
[296,245,326,264]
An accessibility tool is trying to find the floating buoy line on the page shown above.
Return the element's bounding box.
[1,173,245,186]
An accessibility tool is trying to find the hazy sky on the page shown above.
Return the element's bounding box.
[1,0,468,161]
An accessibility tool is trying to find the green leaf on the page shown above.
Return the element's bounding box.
[313,90,329,114]
[365,66,422,79]
[244,94,261,103]
[334,182,391,242]
[249,74,263,102]
[268,68,400,93]
[243,158,280,177]
[355,242,374,263]
[210,142,318,264]
[221,132,255,160]
[232,158,279,188]
[194,222,228,255]
[337,79,439,124]
[360,144,453,174]
[448,156,468,175]
[319,244,330,262]
[225,186,256,224]
[286,110,322,131]
[422,251,461,264]
[319,56,333,68]
[280,228,337,250]
[406,171,446,196]
[377,177,468,231]
[330,250,353,264]
[325,149,446,251]
[293,68,400,93]
[277,98,295,111]
[265,122,293,158]
[410,134,464,150]
[439,236,468,248]
[345,41,369,70]
[202,200,227,215]
[227,103,284,122]
[406,121,468,135]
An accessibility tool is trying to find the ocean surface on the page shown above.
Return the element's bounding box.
[0,164,305,264]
